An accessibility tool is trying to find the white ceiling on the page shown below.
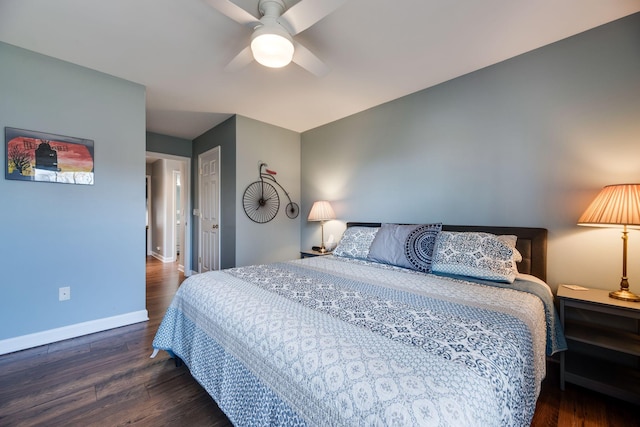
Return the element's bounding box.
[1,0,638,140]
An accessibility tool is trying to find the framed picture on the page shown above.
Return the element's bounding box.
[5,127,94,185]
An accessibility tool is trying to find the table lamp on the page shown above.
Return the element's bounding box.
[308,201,335,253]
[578,184,640,302]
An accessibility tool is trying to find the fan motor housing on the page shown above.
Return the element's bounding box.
[259,0,287,19]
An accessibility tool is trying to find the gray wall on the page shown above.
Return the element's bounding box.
[235,116,301,266]
[301,13,640,293]
[146,131,192,158]
[0,42,146,343]
[161,114,302,270]
[193,116,237,269]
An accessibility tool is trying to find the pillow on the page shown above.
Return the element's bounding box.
[432,231,519,283]
[332,226,379,259]
[496,235,523,263]
[367,223,442,272]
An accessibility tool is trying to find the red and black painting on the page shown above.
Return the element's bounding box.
[5,127,94,185]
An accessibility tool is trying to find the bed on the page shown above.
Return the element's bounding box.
[152,222,566,426]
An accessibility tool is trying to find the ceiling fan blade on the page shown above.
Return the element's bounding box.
[292,41,329,77]
[203,0,260,27]
[224,46,254,72]
[278,0,346,35]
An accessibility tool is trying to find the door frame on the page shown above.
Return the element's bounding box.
[198,146,221,273]
[146,151,192,276]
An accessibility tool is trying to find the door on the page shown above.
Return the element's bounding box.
[199,147,220,272]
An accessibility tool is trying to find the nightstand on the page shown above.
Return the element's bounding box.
[300,250,332,259]
[557,285,640,404]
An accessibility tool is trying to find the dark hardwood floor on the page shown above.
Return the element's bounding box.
[0,257,637,426]
[0,258,232,427]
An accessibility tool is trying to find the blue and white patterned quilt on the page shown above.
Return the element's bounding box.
[153,255,563,426]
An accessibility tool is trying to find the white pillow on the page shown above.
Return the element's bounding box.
[332,226,379,259]
[432,231,520,283]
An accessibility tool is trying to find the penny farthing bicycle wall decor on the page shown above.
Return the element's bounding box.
[242,162,300,223]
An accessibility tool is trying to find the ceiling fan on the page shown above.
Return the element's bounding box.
[205,0,346,76]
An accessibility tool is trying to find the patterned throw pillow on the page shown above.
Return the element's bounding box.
[432,231,519,283]
[367,223,442,272]
[332,226,380,259]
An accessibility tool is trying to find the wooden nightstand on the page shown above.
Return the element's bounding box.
[557,285,640,404]
[300,250,332,259]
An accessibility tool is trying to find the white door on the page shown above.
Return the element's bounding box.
[199,147,220,272]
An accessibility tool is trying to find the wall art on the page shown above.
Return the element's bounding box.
[5,127,94,185]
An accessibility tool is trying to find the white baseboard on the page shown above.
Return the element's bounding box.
[0,310,149,355]
[151,252,175,263]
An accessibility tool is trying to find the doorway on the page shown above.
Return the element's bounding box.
[146,151,192,275]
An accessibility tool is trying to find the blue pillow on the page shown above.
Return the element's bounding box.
[367,223,442,272]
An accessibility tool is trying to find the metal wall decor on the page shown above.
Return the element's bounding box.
[242,162,299,223]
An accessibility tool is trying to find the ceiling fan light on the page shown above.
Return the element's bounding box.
[251,32,294,68]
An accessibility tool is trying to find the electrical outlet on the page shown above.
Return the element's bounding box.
[156,246,161,251]
[59,286,71,301]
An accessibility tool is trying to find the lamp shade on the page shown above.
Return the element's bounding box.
[578,184,640,227]
[250,25,294,68]
[308,201,335,222]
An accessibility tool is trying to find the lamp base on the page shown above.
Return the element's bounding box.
[609,289,640,302]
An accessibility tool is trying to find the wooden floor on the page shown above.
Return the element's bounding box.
[1,257,638,426]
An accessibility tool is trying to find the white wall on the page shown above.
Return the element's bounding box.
[235,116,301,266]
[301,14,640,293]
[0,42,147,351]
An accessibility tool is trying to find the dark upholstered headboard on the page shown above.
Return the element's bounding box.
[346,222,548,282]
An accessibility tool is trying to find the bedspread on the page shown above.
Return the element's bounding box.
[153,256,555,426]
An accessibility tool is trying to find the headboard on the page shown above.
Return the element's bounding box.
[346,222,548,282]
